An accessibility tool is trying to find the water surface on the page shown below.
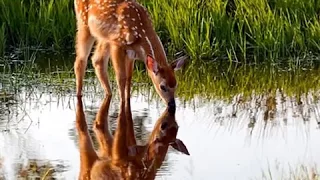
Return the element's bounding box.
[0,58,320,179]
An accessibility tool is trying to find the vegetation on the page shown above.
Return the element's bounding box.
[1,53,320,179]
[0,24,5,56]
[1,51,319,102]
[1,0,320,63]
[1,1,320,178]
[0,0,75,51]
[259,164,319,180]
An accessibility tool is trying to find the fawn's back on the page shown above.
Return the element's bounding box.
[75,0,155,49]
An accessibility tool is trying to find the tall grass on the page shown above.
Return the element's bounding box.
[0,24,5,56]
[0,0,75,50]
[1,0,320,63]
[143,0,320,61]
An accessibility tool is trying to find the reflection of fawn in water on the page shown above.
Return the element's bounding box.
[75,97,190,180]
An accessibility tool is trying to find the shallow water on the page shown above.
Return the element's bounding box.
[0,76,320,180]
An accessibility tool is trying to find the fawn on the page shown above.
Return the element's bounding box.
[74,0,187,149]
[75,96,190,179]
[74,0,187,106]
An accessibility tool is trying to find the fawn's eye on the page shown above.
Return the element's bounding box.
[160,84,167,92]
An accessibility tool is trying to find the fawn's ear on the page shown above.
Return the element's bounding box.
[146,55,159,74]
[170,56,187,71]
[170,139,190,155]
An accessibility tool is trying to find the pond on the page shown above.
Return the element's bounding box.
[0,55,319,180]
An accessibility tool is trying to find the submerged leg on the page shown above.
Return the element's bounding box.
[75,97,98,179]
[109,45,128,164]
[125,57,137,147]
[93,96,113,158]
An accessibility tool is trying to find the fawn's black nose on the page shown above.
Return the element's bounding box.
[168,99,176,108]
[168,99,176,115]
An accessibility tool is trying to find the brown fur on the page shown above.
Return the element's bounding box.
[74,0,187,106]
[74,0,187,155]
[158,67,177,88]
[75,96,190,180]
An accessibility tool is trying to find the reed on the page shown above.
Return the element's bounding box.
[1,0,320,63]
[0,0,75,50]
[1,51,319,102]
[0,24,5,56]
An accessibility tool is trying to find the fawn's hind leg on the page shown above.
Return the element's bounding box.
[74,26,95,97]
[92,41,112,97]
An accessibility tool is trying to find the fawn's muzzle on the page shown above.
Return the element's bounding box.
[168,99,176,112]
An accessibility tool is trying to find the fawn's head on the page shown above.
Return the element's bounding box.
[145,107,190,160]
[146,56,187,107]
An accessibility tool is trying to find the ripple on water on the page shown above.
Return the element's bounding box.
[0,87,319,180]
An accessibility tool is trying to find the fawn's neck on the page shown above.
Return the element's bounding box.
[140,28,169,67]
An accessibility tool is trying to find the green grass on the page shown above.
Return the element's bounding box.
[0,0,75,50]
[0,24,5,56]
[1,0,320,63]
[144,0,320,61]
[1,51,320,102]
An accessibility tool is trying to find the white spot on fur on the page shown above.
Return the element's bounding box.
[119,15,125,20]
[125,33,134,44]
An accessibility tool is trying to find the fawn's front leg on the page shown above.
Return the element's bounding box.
[93,96,113,158]
[125,57,137,147]
[75,97,98,179]
[110,45,129,165]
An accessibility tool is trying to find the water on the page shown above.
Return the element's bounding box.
[0,59,320,179]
